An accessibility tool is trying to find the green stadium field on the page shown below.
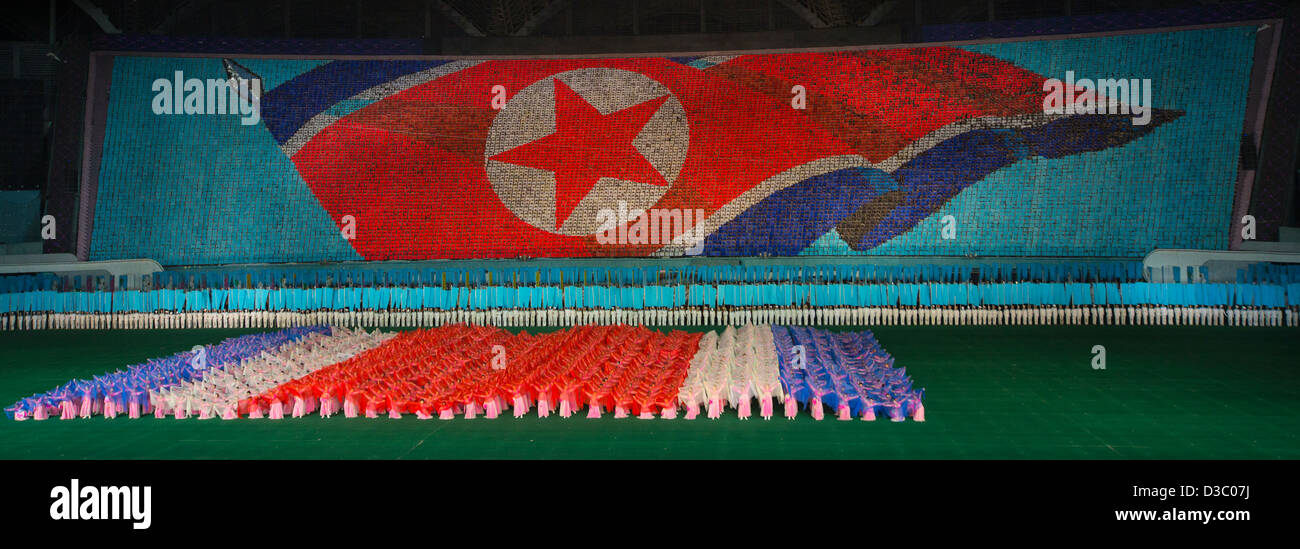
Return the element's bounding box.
[1,326,1296,459]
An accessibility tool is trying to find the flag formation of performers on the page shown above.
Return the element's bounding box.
[5,324,923,423]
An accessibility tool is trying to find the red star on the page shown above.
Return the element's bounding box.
[490,78,672,229]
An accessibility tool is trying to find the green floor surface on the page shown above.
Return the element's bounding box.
[1,326,1296,459]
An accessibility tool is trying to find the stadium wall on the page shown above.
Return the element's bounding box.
[85,25,1259,266]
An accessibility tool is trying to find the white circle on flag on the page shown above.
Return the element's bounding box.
[485,68,689,236]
